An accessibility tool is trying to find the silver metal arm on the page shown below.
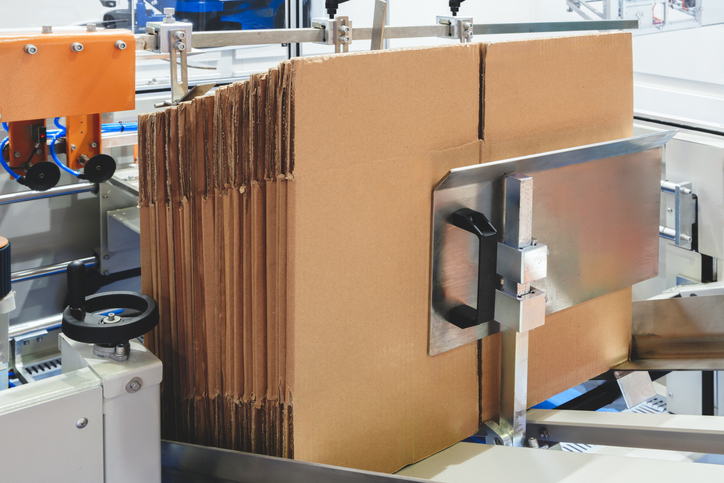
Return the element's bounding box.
[136,19,638,51]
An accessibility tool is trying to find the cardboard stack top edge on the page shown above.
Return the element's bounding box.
[138,32,634,473]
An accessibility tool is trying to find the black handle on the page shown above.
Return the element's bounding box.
[67,260,86,321]
[446,208,498,329]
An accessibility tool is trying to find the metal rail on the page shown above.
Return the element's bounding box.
[8,314,62,339]
[0,182,96,206]
[138,19,638,51]
[11,256,96,283]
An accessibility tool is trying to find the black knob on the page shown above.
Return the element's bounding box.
[20,161,61,191]
[82,154,116,183]
[67,260,87,320]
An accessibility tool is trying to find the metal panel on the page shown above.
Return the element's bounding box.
[430,132,675,355]
[0,367,104,482]
[100,170,140,275]
[161,441,427,483]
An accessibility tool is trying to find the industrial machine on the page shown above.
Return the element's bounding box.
[568,0,724,32]
[100,0,312,32]
[1,1,724,481]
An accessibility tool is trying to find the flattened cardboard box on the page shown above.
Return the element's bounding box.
[139,32,634,474]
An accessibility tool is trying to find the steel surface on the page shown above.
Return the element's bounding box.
[161,441,428,483]
[429,132,675,355]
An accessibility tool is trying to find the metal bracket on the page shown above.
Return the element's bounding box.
[429,131,675,356]
[660,180,696,251]
[147,9,193,107]
[437,15,474,42]
[312,16,353,53]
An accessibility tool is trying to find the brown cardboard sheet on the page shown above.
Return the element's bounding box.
[138,32,636,475]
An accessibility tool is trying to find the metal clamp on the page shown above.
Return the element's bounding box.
[437,15,474,42]
[147,9,192,106]
[313,16,353,53]
[660,180,696,250]
[494,175,547,333]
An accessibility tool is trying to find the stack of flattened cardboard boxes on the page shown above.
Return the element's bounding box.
[139,33,635,473]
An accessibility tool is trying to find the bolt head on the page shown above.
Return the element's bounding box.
[71,144,77,151]
[87,23,97,32]
[175,41,186,51]
[41,26,53,34]
[13,151,20,158]
[24,44,38,55]
[71,42,84,52]
[90,142,98,148]
[173,30,186,40]
[115,40,127,50]
[103,270,110,276]
[103,254,110,260]
[164,7,175,15]
[76,418,88,429]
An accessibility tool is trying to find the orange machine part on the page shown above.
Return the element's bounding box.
[0,29,135,123]
[7,120,47,175]
[66,114,102,171]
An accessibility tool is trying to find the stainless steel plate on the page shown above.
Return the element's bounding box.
[429,132,676,356]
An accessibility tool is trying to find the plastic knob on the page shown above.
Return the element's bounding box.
[82,154,116,184]
[21,162,61,191]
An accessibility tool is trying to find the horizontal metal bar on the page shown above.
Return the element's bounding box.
[11,256,96,283]
[528,409,724,453]
[0,183,96,206]
[473,20,638,35]
[8,314,62,339]
[659,225,691,242]
[142,19,638,52]
[190,28,324,49]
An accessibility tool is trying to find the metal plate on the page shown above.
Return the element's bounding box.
[430,132,676,355]
[161,441,427,483]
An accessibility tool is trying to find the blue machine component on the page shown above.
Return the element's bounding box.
[102,0,310,33]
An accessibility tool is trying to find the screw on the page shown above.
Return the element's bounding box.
[339,25,350,34]
[126,377,143,393]
[164,7,176,23]
[175,41,186,51]
[103,254,110,260]
[463,21,472,30]
[13,151,20,158]
[87,23,97,32]
[103,194,109,199]
[667,208,673,213]
[90,142,98,148]
[339,35,350,44]
[24,44,38,55]
[527,437,540,448]
[42,26,52,34]
[103,270,110,276]
[71,42,84,52]
[173,30,186,40]
[36,149,42,154]
[70,144,77,151]
[539,427,550,439]
[115,40,127,50]
[76,418,88,429]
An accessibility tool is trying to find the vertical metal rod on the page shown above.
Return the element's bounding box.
[371,0,387,50]
[501,328,529,446]
[504,174,534,249]
[499,174,535,447]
